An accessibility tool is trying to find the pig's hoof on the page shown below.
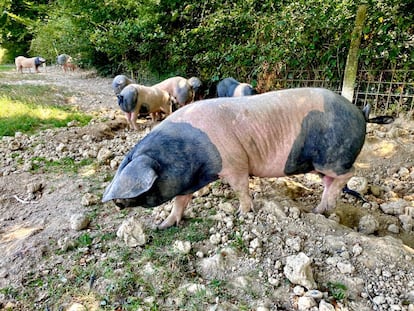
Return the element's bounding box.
[312,204,327,214]
[157,217,181,230]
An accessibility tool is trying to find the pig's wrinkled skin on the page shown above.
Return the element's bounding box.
[153,76,194,107]
[117,84,177,129]
[217,77,257,97]
[112,75,134,95]
[103,88,368,229]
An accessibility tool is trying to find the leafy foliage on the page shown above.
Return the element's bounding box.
[1,0,412,86]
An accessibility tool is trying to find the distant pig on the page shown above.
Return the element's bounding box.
[153,76,194,107]
[117,83,177,130]
[112,75,134,95]
[15,56,46,73]
[102,88,393,229]
[217,77,256,97]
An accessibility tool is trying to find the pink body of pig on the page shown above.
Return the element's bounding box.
[153,76,194,107]
[156,88,366,228]
[104,88,378,229]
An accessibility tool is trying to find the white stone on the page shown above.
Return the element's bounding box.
[284,252,316,290]
[286,236,302,252]
[173,240,191,254]
[293,285,305,296]
[67,303,87,311]
[70,213,90,231]
[387,224,400,233]
[337,261,355,274]
[305,289,323,299]
[297,296,316,310]
[373,295,386,305]
[347,176,368,194]
[352,244,363,256]
[198,248,238,279]
[97,147,113,163]
[81,193,99,206]
[319,300,335,311]
[209,233,221,245]
[250,237,262,250]
[116,217,147,247]
[358,214,379,234]
[380,199,409,215]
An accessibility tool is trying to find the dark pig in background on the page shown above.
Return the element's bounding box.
[217,77,257,97]
[102,88,393,229]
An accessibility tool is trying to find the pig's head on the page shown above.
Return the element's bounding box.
[169,95,179,112]
[112,75,132,95]
[35,57,46,66]
[102,154,162,208]
[102,121,223,210]
[117,85,137,113]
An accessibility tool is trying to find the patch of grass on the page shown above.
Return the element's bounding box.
[0,84,92,137]
[30,156,94,174]
[77,233,94,247]
[0,64,14,72]
[0,286,19,299]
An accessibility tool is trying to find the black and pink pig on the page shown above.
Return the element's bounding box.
[102,88,393,229]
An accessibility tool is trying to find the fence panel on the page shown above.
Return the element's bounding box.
[272,69,414,116]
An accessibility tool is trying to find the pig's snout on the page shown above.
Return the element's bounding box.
[113,199,128,209]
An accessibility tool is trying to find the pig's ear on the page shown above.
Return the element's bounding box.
[117,94,124,106]
[102,155,159,202]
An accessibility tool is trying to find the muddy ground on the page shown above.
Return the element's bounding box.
[0,66,413,311]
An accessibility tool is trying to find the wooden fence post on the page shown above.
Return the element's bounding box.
[341,4,368,102]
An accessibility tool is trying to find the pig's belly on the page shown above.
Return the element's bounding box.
[218,150,291,179]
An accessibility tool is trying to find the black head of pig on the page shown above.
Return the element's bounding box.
[117,85,137,113]
[102,122,222,208]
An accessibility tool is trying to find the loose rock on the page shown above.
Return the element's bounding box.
[284,252,317,290]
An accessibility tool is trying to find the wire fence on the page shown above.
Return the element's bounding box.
[272,69,414,116]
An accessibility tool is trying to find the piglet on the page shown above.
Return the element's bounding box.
[102,87,393,229]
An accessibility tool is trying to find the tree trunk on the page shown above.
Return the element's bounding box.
[341,5,368,102]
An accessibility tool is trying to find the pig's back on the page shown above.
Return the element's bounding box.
[163,88,366,177]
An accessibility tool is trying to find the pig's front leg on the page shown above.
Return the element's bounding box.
[158,194,193,229]
[131,111,139,130]
[225,173,254,213]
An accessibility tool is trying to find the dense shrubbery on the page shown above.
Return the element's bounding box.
[1,0,412,88]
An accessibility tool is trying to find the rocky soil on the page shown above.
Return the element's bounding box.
[0,67,413,311]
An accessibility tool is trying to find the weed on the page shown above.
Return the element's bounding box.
[0,286,19,299]
[326,281,348,300]
[77,233,93,247]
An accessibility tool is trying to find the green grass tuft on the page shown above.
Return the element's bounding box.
[0,84,92,137]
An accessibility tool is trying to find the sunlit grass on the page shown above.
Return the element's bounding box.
[0,84,92,137]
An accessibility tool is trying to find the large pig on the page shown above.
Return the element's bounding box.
[217,77,257,97]
[153,76,194,107]
[102,88,393,229]
[15,56,46,73]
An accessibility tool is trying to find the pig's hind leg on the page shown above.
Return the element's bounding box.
[313,170,354,214]
[158,194,193,229]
